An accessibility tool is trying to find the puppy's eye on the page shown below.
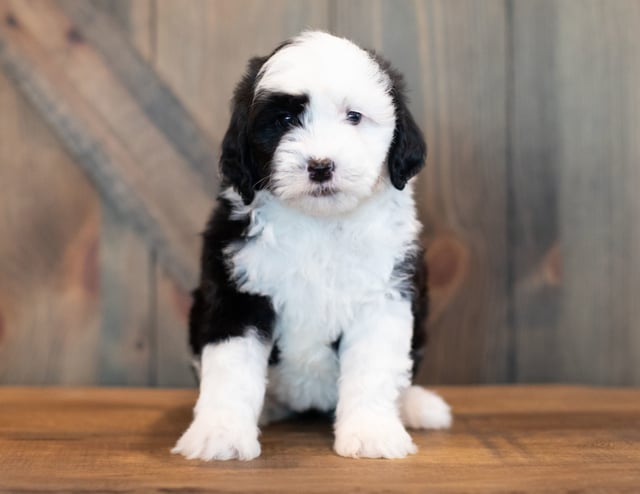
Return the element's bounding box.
[346,111,362,125]
[277,113,299,128]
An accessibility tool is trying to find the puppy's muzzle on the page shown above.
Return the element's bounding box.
[307,158,335,183]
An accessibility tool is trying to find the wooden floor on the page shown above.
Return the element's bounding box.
[0,386,639,493]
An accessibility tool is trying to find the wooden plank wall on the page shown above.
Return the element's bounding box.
[0,69,101,384]
[0,0,638,386]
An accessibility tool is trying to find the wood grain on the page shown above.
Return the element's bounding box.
[96,0,155,60]
[66,0,194,388]
[1,0,640,386]
[335,1,510,384]
[155,0,330,144]
[510,0,562,382]
[59,0,220,191]
[509,0,640,385]
[0,0,212,290]
[1,386,639,493]
[98,205,154,386]
[0,70,100,384]
[84,1,157,387]
[554,1,640,385]
[154,265,195,387]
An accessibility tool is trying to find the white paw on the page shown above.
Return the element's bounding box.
[171,414,261,461]
[334,416,417,459]
[400,386,453,430]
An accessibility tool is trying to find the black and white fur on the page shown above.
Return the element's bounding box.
[172,31,451,461]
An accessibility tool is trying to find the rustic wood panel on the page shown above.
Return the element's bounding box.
[60,0,220,191]
[155,266,194,387]
[74,0,199,387]
[0,71,101,384]
[105,1,194,388]
[97,0,155,60]
[1,0,639,386]
[0,0,212,291]
[2,386,640,492]
[510,1,562,382]
[335,1,510,384]
[65,1,157,387]
[555,0,640,385]
[155,0,330,144]
[98,206,154,386]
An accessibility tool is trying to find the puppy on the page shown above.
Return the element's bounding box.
[172,31,451,461]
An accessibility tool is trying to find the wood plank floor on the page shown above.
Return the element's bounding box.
[1,386,639,493]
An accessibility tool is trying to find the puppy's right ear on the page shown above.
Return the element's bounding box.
[386,70,426,191]
[220,57,267,204]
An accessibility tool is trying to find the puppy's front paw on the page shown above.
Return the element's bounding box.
[171,415,261,461]
[334,416,417,459]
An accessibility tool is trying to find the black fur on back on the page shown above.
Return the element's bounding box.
[391,244,429,379]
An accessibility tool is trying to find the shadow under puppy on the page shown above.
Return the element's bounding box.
[173,31,452,461]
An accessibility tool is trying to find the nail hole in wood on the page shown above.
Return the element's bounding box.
[67,28,84,44]
[5,13,18,28]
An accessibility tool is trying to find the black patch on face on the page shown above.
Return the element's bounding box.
[392,243,428,379]
[188,197,276,355]
[249,92,309,171]
[219,46,308,205]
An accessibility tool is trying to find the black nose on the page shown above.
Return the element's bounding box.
[307,158,335,183]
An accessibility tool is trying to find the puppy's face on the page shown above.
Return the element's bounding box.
[221,32,426,216]
[252,33,396,215]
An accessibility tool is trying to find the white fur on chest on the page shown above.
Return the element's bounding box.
[224,186,420,411]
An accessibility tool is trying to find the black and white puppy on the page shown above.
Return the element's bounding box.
[172,31,451,461]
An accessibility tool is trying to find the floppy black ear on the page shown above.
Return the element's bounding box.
[219,57,267,204]
[386,72,427,190]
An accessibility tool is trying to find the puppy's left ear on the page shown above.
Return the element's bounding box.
[387,75,427,190]
[219,56,267,204]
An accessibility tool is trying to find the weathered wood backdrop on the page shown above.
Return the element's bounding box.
[0,0,638,386]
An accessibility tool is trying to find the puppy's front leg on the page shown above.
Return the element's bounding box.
[334,300,416,459]
[172,330,269,461]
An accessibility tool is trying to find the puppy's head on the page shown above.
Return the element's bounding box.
[220,31,426,215]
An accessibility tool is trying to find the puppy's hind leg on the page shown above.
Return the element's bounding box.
[399,385,452,430]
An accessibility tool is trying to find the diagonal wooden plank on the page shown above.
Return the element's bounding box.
[58,0,218,190]
[0,0,213,291]
[96,0,155,61]
[0,70,101,385]
[154,0,329,144]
